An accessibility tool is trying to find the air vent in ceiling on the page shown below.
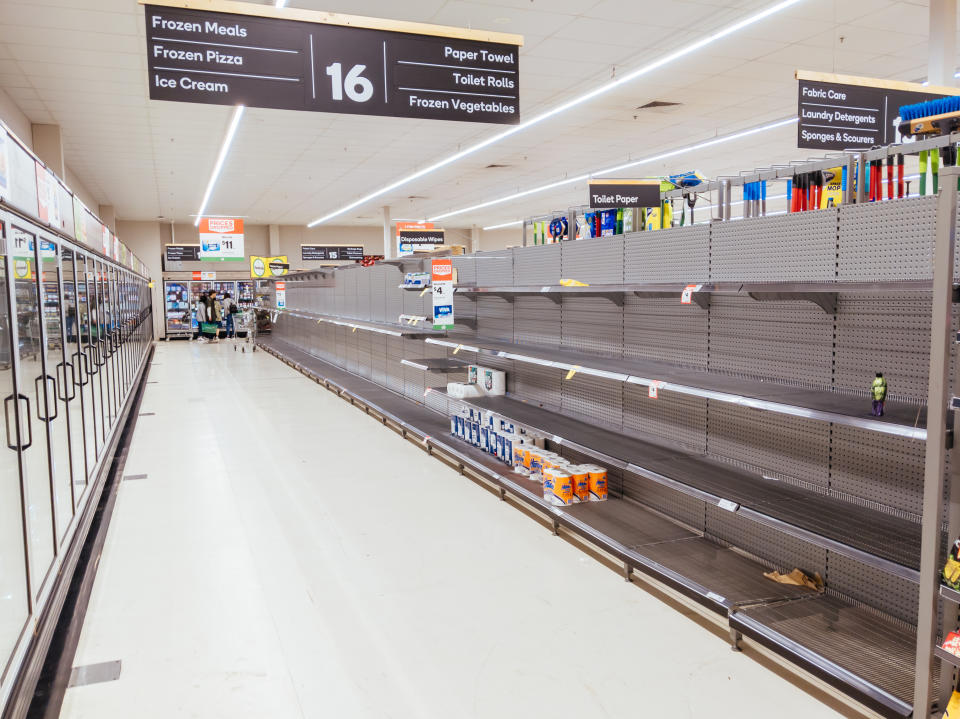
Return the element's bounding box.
[485,164,510,169]
[636,100,681,109]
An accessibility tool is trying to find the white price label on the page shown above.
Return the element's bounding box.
[717,499,739,512]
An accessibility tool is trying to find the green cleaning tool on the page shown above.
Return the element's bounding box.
[932,148,941,195]
[920,150,928,195]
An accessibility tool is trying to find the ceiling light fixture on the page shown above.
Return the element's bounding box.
[428,116,798,222]
[194,105,245,227]
[306,0,804,227]
[483,220,523,230]
[275,0,288,7]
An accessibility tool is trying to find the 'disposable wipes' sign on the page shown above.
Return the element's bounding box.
[199,217,244,260]
[588,179,660,209]
[796,70,960,151]
[142,1,521,125]
[431,258,454,330]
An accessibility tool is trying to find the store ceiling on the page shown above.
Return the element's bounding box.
[0,0,950,229]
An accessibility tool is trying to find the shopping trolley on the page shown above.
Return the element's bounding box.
[233,308,258,352]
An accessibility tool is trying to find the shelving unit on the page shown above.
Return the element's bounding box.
[259,155,960,717]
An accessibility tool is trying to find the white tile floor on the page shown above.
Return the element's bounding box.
[59,340,855,719]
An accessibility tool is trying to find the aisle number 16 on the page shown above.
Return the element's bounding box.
[325,63,374,102]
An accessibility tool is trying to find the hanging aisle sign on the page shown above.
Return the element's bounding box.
[431,258,454,330]
[141,1,521,125]
[199,217,245,260]
[588,179,660,209]
[301,245,363,261]
[796,70,960,151]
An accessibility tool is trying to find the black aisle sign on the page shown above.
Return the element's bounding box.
[398,229,445,247]
[165,244,200,262]
[301,245,364,261]
[796,71,960,151]
[588,179,660,209]
[143,3,521,124]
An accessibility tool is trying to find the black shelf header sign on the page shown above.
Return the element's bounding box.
[796,70,960,151]
[165,244,200,262]
[143,2,521,124]
[588,179,660,209]
[398,229,445,246]
[301,245,364,261]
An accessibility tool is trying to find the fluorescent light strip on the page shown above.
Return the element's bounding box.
[429,117,798,221]
[194,105,245,227]
[483,220,523,230]
[276,0,288,7]
[306,0,804,226]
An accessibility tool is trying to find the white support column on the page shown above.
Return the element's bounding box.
[98,205,116,233]
[930,0,957,86]
[269,224,280,256]
[382,206,392,259]
[32,124,64,178]
[470,224,480,254]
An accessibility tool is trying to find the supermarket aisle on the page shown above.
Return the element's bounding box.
[59,340,850,719]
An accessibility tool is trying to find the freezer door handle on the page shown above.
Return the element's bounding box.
[5,393,31,450]
[34,375,57,421]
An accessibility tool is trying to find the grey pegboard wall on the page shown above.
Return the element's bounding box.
[621,473,706,531]
[514,296,560,348]
[708,295,834,387]
[561,236,624,285]
[476,296,514,341]
[560,296,623,356]
[711,209,839,282]
[561,372,623,429]
[838,196,937,281]
[706,403,831,490]
[825,553,919,627]
[829,425,925,519]
[703,504,827,579]
[623,224,709,283]
[833,293,931,402]
[623,296,708,368]
[622,383,707,453]
[513,243,560,285]
[474,250,513,285]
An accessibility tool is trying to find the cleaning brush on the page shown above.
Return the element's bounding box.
[899,96,960,137]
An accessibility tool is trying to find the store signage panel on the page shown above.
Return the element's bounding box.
[398,229,445,247]
[142,3,520,125]
[301,245,364,261]
[588,179,660,209]
[250,254,288,278]
[165,244,201,262]
[5,133,39,219]
[796,70,960,151]
[431,258,454,330]
[198,217,244,260]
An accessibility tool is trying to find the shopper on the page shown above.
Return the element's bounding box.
[208,290,222,343]
[196,290,211,343]
[222,292,238,338]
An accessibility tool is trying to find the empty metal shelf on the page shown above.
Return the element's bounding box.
[401,358,469,372]
[940,584,960,604]
[426,335,927,439]
[731,596,915,718]
[279,309,445,338]
[454,393,921,580]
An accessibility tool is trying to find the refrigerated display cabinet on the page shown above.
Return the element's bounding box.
[164,281,191,338]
